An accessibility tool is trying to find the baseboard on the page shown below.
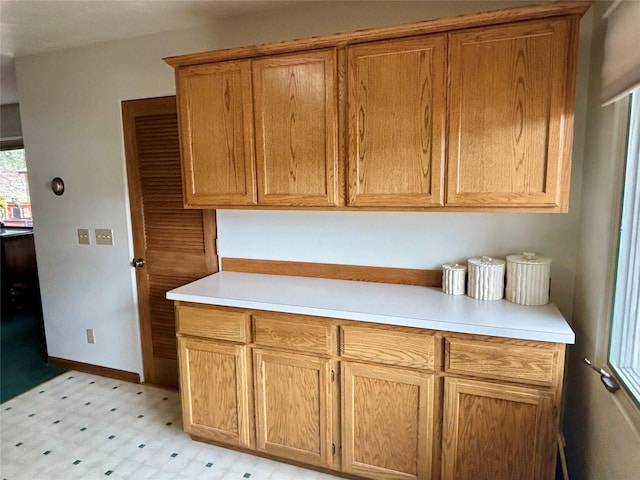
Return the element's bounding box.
[47,357,140,384]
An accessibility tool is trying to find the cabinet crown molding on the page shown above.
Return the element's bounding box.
[164,1,592,68]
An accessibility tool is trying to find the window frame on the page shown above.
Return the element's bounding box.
[606,92,640,431]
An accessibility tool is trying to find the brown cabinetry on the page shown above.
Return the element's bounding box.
[252,312,337,467]
[447,18,576,211]
[175,50,338,208]
[167,1,589,212]
[347,35,446,207]
[340,324,438,479]
[1,231,41,313]
[441,377,556,480]
[176,305,253,448]
[253,49,339,206]
[341,362,435,480]
[254,349,334,467]
[176,61,256,207]
[174,301,567,480]
[177,337,252,447]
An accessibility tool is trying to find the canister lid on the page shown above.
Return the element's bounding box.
[506,252,552,265]
[467,256,505,267]
[443,263,467,271]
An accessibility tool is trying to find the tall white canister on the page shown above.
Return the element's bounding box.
[467,256,506,301]
[506,252,552,306]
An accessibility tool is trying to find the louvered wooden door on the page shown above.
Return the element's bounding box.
[122,96,217,387]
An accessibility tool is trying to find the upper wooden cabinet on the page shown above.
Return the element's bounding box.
[175,50,338,208]
[166,1,591,212]
[176,61,256,206]
[347,35,446,207]
[253,50,339,206]
[447,18,576,211]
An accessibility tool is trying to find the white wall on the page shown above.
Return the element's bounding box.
[15,27,228,374]
[16,1,587,378]
[563,2,640,478]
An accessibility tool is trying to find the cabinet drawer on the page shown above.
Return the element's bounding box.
[253,312,337,355]
[340,324,436,370]
[445,337,562,386]
[176,304,250,343]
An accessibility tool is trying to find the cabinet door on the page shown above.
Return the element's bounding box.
[347,35,446,207]
[342,362,435,480]
[252,49,339,206]
[442,377,556,480]
[254,348,334,467]
[176,60,256,206]
[447,18,574,210]
[177,337,252,447]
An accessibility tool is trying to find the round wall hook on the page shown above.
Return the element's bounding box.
[51,177,65,196]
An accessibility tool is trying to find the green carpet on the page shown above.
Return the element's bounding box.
[0,311,66,403]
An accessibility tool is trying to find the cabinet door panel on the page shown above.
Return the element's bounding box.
[342,362,435,480]
[253,50,339,206]
[447,18,572,209]
[442,377,556,480]
[177,60,256,206]
[178,337,252,447]
[347,35,446,207]
[254,349,333,467]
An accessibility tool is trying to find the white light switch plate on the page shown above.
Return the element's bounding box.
[95,229,113,246]
[77,228,90,245]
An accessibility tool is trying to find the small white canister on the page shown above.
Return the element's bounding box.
[467,256,506,301]
[442,263,466,295]
[506,252,552,306]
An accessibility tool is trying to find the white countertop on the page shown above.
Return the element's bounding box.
[166,271,575,344]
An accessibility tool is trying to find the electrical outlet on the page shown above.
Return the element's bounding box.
[78,228,90,245]
[86,329,95,344]
[95,229,113,246]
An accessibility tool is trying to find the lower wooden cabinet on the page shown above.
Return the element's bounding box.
[177,337,252,448]
[253,348,335,468]
[341,362,435,480]
[175,303,566,480]
[441,377,556,480]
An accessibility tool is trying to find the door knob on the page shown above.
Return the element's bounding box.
[132,258,145,268]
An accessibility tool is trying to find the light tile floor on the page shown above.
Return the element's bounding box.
[0,371,342,480]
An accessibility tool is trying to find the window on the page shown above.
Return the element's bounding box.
[610,90,640,404]
[0,146,33,228]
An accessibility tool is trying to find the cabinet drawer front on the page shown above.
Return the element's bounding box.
[176,304,250,342]
[340,324,436,370]
[445,337,561,386]
[253,312,337,355]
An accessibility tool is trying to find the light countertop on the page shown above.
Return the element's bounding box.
[166,271,575,344]
[0,228,33,238]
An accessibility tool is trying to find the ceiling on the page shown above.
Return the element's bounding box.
[0,0,296,105]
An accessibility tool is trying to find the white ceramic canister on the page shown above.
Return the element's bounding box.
[506,252,552,306]
[467,256,506,301]
[442,263,466,295]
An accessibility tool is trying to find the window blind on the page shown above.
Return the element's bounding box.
[602,0,640,105]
